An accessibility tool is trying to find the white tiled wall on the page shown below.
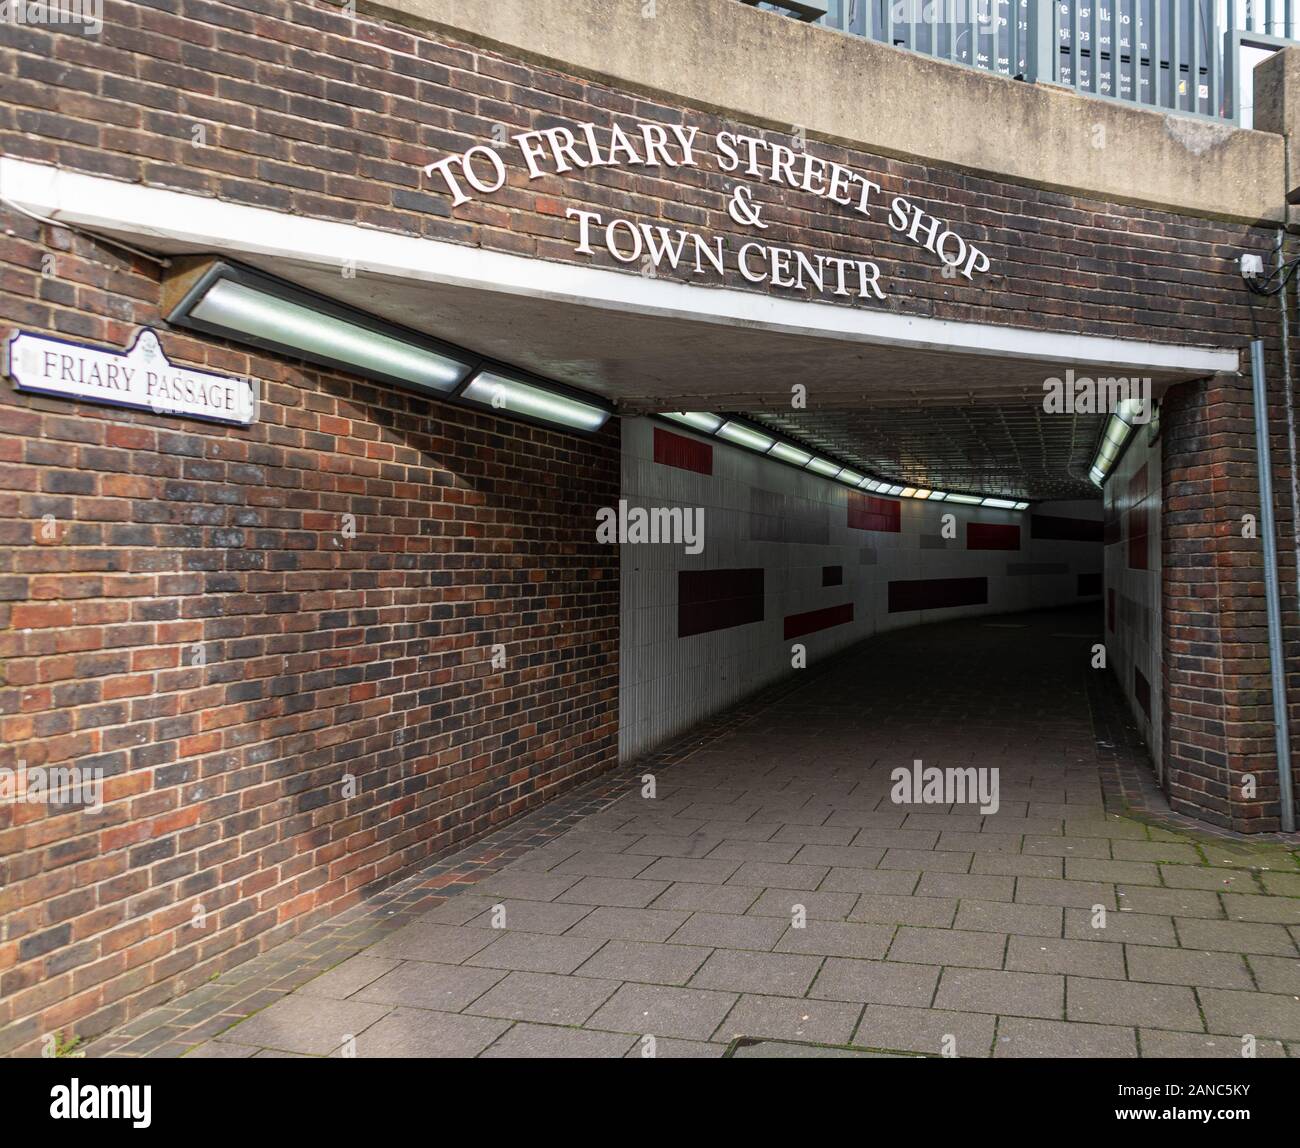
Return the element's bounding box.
[619,416,1105,761]
[1103,431,1163,776]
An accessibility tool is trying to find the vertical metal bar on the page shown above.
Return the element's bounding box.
[865,0,876,39]
[1248,337,1298,834]
[885,0,894,45]
[1151,0,1162,104]
[1090,0,1100,90]
[906,0,916,47]
[1171,0,1180,109]
[1074,0,1083,88]
[1131,0,1141,103]
[1209,0,1219,114]
[1266,0,1276,35]
[1224,1,1236,119]
[1028,0,1054,81]
[1112,0,1123,96]
[949,0,958,61]
[970,0,981,68]
[1190,0,1200,112]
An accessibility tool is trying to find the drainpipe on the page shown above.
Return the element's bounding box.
[1248,335,1296,832]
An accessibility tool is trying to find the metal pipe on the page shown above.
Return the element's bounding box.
[1248,337,1297,832]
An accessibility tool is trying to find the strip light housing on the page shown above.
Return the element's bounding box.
[1088,397,1153,487]
[164,257,614,433]
[653,412,1032,510]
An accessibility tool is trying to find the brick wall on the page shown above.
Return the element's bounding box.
[1161,367,1300,833]
[0,211,620,1055]
[0,0,1272,345]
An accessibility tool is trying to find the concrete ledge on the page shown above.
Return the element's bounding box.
[365,0,1285,224]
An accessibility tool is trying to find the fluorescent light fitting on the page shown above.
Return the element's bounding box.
[928,491,948,501]
[663,411,723,433]
[885,485,905,496]
[945,493,982,504]
[836,468,865,486]
[911,488,932,499]
[462,370,611,431]
[165,259,473,395]
[768,441,813,466]
[981,497,1019,509]
[1013,501,1030,510]
[899,487,917,498]
[806,458,842,478]
[716,420,775,451]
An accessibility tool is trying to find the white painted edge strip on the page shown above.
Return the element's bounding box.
[1,157,1240,376]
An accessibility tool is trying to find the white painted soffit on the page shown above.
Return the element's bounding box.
[0,158,1240,379]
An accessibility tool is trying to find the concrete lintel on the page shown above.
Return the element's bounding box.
[364,0,1286,225]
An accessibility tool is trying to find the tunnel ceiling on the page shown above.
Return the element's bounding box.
[749,403,1106,501]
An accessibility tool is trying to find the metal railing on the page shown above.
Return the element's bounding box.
[754,1,1300,122]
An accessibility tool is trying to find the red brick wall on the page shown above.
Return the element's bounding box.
[0,213,619,1055]
[0,0,1271,345]
[1161,369,1300,834]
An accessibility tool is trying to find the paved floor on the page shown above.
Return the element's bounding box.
[98,606,1300,1058]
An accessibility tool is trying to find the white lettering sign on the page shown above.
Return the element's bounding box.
[6,328,257,425]
[421,119,991,300]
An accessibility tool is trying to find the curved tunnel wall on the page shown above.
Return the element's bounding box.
[619,417,1104,761]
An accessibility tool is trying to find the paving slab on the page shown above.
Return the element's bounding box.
[933,968,1063,1019]
[464,971,620,1026]
[1066,977,1202,1029]
[690,949,823,996]
[716,994,862,1046]
[809,958,940,1007]
[352,962,507,1011]
[480,1022,636,1058]
[851,1004,995,1058]
[668,912,788,951]
[215,996,390,1056]
[585,983,739,1041]
[573,940,711,985]
[353,1008,510,1058]
[993,1017,1137,1058]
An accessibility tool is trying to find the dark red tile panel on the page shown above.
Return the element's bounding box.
[1127,464,1149,570]
[678,568,765,637]
[1031,514,1104,542]
[1134,665,1152,718]
[653,426,713,475]
[783,603,853,640]
[887,577,988,613]
[966,522,1020,551]
[847,492,901,533]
